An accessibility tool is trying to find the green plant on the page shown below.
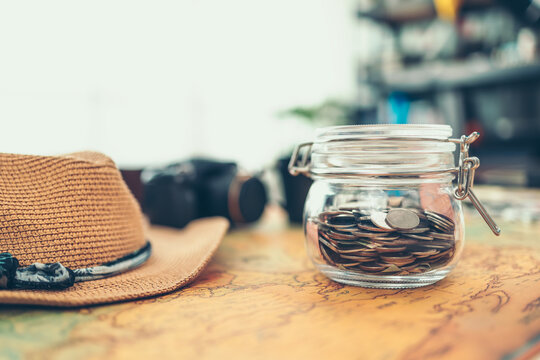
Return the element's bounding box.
[280,99,356,126]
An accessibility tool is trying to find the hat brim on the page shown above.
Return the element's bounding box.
[0,217,229,307]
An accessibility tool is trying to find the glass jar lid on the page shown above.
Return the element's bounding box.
[310,124,456,177]
[289,126,502,236]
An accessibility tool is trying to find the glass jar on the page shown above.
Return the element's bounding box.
[289,124,500,289]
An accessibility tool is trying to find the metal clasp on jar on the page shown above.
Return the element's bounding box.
[289,131,501,236]
[449,132,501,236]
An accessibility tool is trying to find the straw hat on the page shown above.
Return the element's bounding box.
[0,151,229,307]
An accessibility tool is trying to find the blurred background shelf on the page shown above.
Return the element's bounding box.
[371,61,540,93]
[349,0,540,188]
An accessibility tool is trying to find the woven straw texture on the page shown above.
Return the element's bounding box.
[0,218,228,306]
[0,151,229,306]
[0,151,145,268]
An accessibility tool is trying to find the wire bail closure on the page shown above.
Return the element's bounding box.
[288,142,312,176]
[288,131,501,236]
[450,132,501,236]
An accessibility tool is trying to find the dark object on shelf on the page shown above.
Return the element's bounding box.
[356,1,436,27]
[500,0,540,26]
[278,157,312,224]
[142,159,267,228]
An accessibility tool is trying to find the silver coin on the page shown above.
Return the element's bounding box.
[370,211,395,231]
[385,209,420,230]
[411,208,428,220]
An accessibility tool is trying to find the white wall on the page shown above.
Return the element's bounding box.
[0,0,357,169]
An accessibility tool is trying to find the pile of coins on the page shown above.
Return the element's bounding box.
[312,202,456,275]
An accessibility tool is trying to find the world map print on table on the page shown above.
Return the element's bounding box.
[0,215,539,360]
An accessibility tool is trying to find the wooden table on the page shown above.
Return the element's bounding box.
[1,187,540,360]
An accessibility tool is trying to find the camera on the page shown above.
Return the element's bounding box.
[142,159,267,228]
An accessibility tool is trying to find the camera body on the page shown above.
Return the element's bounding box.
[142,159,267,228]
